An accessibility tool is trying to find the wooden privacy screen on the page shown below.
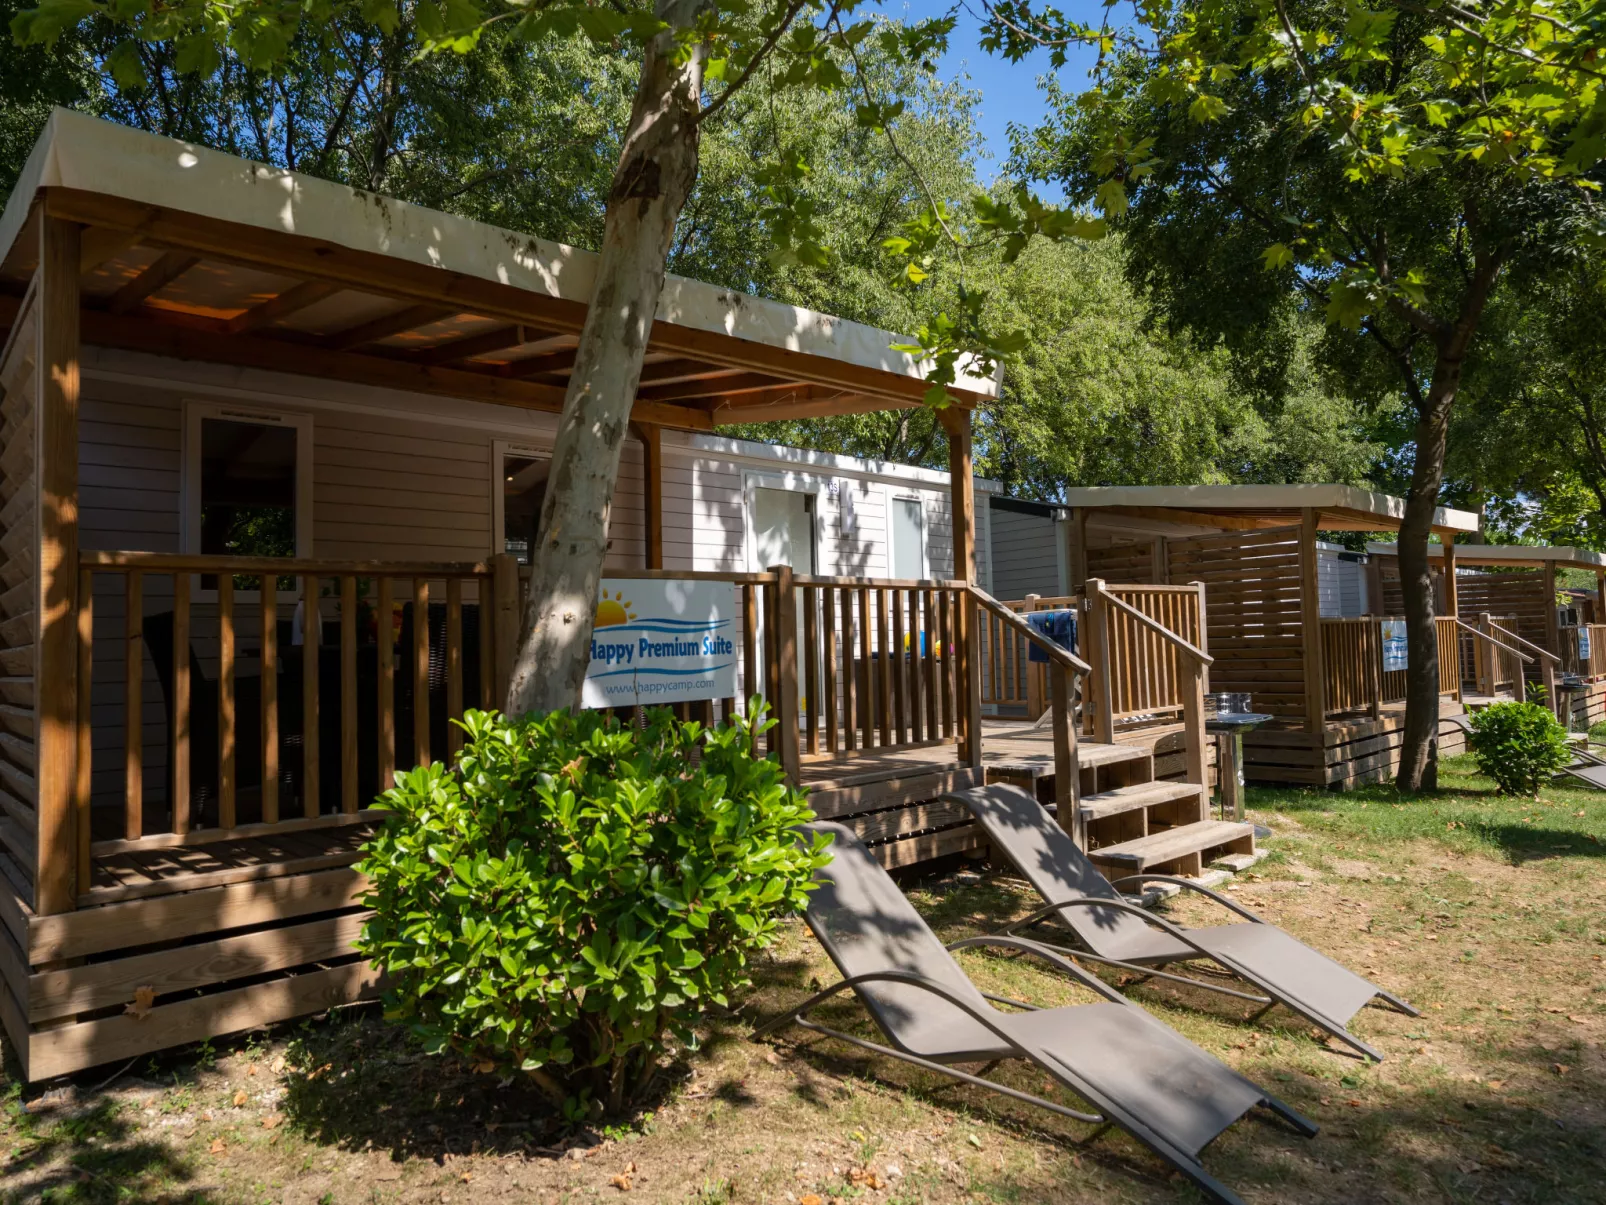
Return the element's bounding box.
[74,554,497,894]
[1085,542,1158,584]
[1455,572,1550,656]
[0,290,37,904]
[1166,526,1305,720]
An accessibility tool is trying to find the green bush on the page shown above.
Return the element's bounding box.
[1466,701,1573,796]
[356,703,829,1114]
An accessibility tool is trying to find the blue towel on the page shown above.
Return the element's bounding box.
[1025,609,1076,662]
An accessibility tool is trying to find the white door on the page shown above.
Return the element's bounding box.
[890,496,926,580]
[751,487,815,712]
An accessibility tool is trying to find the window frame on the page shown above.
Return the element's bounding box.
[743,469,827,575]
[182,400,314,584]
[885,488,930,581]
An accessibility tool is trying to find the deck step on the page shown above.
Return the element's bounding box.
[983,738,1150,780]
[1087,820,1255,873]
[1078,780,1202,823]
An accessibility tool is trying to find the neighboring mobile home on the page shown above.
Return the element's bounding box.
[966,485,1496,787]
[1366,542,1606,727]
[0,112,1232,1079]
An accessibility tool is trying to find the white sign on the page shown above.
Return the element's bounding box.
[583,579,737,708]
[1381,618,1408,673]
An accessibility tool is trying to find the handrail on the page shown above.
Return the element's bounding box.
[967,585,1092,677]
[792,573,967,589]
[1484,618,1561,665]
[1097,587,1214,667]
[1453,618,1535,665]
[82,550,493,576]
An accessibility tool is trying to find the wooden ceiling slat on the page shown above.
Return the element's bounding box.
[225,279,343,335]
[412,324,536,366]
[500,347,578,379]
[322,303,456,351]
[636,356,738,385]
[636,371,784,403]
[106,249,200,315]
[711,391,903,425]
[78,227,142,276]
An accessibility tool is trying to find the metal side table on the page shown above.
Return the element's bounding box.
[1205,711,1274,838]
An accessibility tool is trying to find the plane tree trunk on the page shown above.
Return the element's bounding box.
[505,0,708,716]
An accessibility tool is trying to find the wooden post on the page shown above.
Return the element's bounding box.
[1595,569,1604,626]
[1023,594,1044,720]
[35,215,81,914]
[1543,558,1561,660]
[1086,578,1115,743]
[961,592,984,767]
[941,407,975,583]
[1050,664,1083,848]
[769,564,802,783]
[1441,537,1461,702]
[1368,618,1383,719]
[1478,611,1493,697]
[632,422,664,571]
[491,552,519,711]
[1299,509,1326,733]
[941,407,981,764]
[1193,580,1210,695]
[1070,508,1090,595]
[1181,652,1207,792]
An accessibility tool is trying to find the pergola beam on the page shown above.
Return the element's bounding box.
[105,249,199,315]
[225,279,342,335]
[322,302,457,351]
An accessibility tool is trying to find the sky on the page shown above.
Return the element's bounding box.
[891,0,1109,187]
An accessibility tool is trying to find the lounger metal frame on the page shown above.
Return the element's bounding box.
[755,934,1315,1205]
[980,875,1419,1062]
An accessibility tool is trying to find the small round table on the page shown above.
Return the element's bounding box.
[1205,711,1274,835]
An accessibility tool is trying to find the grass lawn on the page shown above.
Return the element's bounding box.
[4,754,1605,1204]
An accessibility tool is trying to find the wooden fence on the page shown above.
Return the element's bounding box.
[1560,624,1606,681]
[74,552,500,901]
[1319,615,1465,717]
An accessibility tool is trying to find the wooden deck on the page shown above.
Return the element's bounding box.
[1245,700,1479,788]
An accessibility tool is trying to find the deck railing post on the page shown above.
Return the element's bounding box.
[958,591,984,767]
[1085,578,1115,743]
[1180,650,1207,793]
[1023,594,1044,720]
[1368,618,1383,719]
[1478,611,1493,696]
[490,552,519,712]
[768,564,802,784]
[1049,663,1083,848]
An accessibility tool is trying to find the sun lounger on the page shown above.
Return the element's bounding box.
[945,782,1419,1062]
[755,821,1315,1205]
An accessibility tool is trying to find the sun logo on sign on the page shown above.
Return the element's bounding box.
[594,590,637,629]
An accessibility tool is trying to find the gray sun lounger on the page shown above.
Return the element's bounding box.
[755,821,1315,1205]
[945,783,1419,1062]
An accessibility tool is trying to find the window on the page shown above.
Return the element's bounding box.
[185,404,312,579]
[890,495,926,580]
[496,445,552,565]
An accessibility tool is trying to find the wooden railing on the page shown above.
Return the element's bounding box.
[1466,613,1523,695]
[1479,614,1560,711]
[1320,615,1465,717]
[970,587,1092,844]
[1560,623,1606,680]
[74,552,503,893]
[1082,580,1211,786]
[792,576,968,762]
[977,592,1078,713]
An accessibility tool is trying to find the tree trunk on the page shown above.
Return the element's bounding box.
[1395,362,1457,792]
[1393,249,1504,792]
[505,0,708,716]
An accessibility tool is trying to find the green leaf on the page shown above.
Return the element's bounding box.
[1260,242,1295,271]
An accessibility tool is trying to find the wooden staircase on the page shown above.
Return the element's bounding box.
[988,736,1255,881]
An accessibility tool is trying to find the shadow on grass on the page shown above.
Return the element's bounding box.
[758,983,1606,1205]
[2,1044,213,1205]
